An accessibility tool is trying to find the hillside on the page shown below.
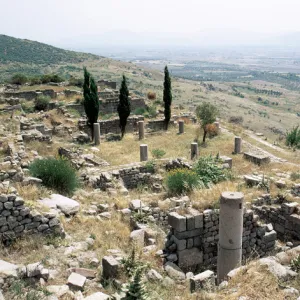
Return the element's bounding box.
[0,34,98,64]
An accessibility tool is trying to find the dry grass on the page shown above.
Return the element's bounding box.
[15,183,50,203]
[217,263,285,300]
[62,214,131,258]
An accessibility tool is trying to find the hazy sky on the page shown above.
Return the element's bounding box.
[1,0,300,44]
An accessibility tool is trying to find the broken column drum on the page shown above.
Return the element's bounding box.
[179,120,184,134]
[217,192,244,284]
[234,136,242,154]
[138,120,145,140]
[191,142,198,160]
[140,144,148,162]
[93,123,100,146]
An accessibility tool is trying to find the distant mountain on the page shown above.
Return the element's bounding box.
[0,34,99,64]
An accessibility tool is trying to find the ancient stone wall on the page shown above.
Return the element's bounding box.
[147,119,176,131]
[78,116,144,135]
[165,208,277,272]
[0,193,63,243]
[252,196,300,240]
[97,80,117,90]
[4,89,57,100]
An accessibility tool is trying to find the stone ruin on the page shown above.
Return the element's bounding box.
[164,206,277,272]
[0,193,64,244]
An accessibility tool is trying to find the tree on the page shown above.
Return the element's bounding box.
[163,66,172,130]
[196,102,218,143]
[117,75,131,138]
[83,67,99,140]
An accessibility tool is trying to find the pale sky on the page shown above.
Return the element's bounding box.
[1,0,300,45]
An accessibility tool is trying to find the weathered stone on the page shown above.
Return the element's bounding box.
[0,260,19,278]
[146,269,163,282]
[130,229,145,247]
[84,292,110,300]
[168,212,186,232]
[67,272,86,289]
[164,262,186,281]
[102,256,119,279]
[26,262,43,277]
[190,270,215,292]
[177,248,203,270]
[46,285,69,298]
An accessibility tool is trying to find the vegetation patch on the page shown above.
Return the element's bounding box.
[29,157,79,195]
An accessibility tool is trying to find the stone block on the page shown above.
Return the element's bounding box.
[67,272,86,289]
[274,223,285,234]
[168,212,186,232]
[187,208,203,228]
[177,247,203,270]
[130,229,145,247]
[174,228,203,240]
[164,261,185,281]
[190,270,215,292]
[102,256,120,279]
[171,235,186,251]
[262,230,277,243]
[186,214,195,231]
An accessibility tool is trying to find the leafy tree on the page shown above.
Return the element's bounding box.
[163,66,172,130]
[196,102,218,143]
[83,67,99,140]
[117,75,131,138]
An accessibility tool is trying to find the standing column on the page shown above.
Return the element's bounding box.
[93,123,100,146]
[138,121,145,140]
[214,122,220,131]
[234,136,242,154]
[217,192,244,284]
[179,120,184,134]
[140,144,148,162]
[191,142,198,160]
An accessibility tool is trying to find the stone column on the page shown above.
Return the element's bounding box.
[234,136,242,154]
[217,192,244,284]
[214,122,220,131]
[191,142,198,160]
[138,121,144,140]
[179,120,184,134]
[93,123,100,146]
[140,144,148,162]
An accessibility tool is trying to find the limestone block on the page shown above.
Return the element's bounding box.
[102,256,119,279]
[190,270,215,292]
[168,212,186,232]
[67,272,86,289]
[177,247,203,270]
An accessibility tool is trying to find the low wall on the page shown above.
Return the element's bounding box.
[4,90,57,100]
[165,207,277,272]
[252,197,300,240]
[0,193,64,243]
[78,116,144,135]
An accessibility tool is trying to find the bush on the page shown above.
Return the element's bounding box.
[291,255,300,272]
[147,91,156,100]
[193,156,227,188]
[291,172,300,181]
[29,157,79,195]
[133,107,146,115]
[146,105,157,118]
[206,123,218,138]
[286,126,300,148]
[40,74,64,84]
[166,169,200,195]
[34,95,50,111]
[145,160,155,173]
[151,148,166,159]
[10,73,28,85]
[69,76,84,87]
[21,102,34,113]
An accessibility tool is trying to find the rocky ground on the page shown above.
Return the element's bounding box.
[0,84,299,299]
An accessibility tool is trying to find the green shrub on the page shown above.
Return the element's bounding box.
[145,160,155,173]
[133,107,146,115]
[21,102,34,113]
[286,126,300,148]
[124,267,149,300]
[146,105,157,118]
[166,168,200,195]
[10,73,28,85]
[34,95,50,111]
[291,172,300,181]
[193,156,227,188]
[29,157,79,195]
[151,148,166,159]
[291,255,300,272]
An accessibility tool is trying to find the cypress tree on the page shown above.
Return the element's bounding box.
[117,75,131,138]
[163,66,172,130]
[83,67,99,140]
